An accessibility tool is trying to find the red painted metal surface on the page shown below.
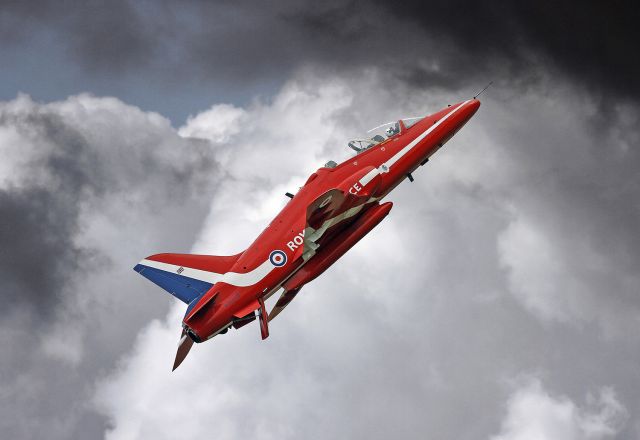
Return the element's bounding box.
[136,99,481,368]
[185,99,479,342]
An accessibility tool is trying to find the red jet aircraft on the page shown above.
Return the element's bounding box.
[135,98,481,369]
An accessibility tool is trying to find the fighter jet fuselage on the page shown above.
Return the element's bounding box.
[134,99,481,369]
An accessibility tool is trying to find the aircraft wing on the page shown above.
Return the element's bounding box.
[270,187,383,321]
[302,167,382,260]
[270,167,383,321]
[301,189,357,259]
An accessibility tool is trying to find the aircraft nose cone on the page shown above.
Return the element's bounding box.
[458,99,480,121]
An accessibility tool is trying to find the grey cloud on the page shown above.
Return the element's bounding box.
[0,2,639,438]
[0,0,156,71]
[483,94,640,335]
[490,378,627,439]
[0,187,85,315]
[0,94,221,438]
[92,72,640,440]
[3,1,636,105]
[0,110,102,317]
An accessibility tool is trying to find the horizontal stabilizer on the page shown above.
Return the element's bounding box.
[134,264,212,304]
[134,252,242,305]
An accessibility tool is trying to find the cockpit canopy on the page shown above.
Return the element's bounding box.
[347,118,421,154]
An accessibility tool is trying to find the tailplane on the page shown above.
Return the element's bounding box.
[134,252,243,305]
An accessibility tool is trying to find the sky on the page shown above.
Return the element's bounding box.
[1,1,639,439]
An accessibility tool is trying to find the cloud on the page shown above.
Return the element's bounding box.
[93,72,466,440]
[0,92,219,438]
[489,93,640,337]
[0,93,216,320]
[0,0,156,71]
[379,1,640,101]
[93,70,640,439]
[498,205,640,334]
[2,60,640,437]
[0,1,639,437]
[491,378,627,440]
[182,76,358,254]
[3,1,638,107]
[179,104,247,144]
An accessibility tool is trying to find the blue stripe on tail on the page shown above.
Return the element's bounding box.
[134,264,213,304]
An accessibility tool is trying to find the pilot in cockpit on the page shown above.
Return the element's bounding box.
[348,121,401,154]
[385,123,399,137]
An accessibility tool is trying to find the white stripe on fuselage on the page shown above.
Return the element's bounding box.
[139,258,273,288]
[359,101,469,186]
[139,199,369,289]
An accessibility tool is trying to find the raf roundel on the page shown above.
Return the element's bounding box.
[269,250,287,267]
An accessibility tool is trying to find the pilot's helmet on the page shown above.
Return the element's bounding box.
[385,126,396,136]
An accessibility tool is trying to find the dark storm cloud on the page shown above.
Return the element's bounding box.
[3,1,637,103]
[1,2,639,439]
[376,0,640,102]
[0,98,221,323]
[0,187,84,314]
[0,111,100,317]
[0,94,222,438]
[91,74,640,439]
[0,93,225,325]
[0,0,156,71]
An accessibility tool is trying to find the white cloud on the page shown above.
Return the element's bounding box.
[90,70,640,439]
[491,379,627,440]
[498,211,581,323]
[179,103,247,144]
[497,191,640,336]
[92,71,466,440]
[181,75,356,254]
[0,92,220,438]
[474,88,640,336]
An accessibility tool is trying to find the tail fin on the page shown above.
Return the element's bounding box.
[134,252,242,305]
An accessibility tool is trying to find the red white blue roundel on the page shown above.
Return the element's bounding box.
[269,250,287,267]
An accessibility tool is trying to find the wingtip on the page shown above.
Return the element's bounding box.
[133,263,144,273]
